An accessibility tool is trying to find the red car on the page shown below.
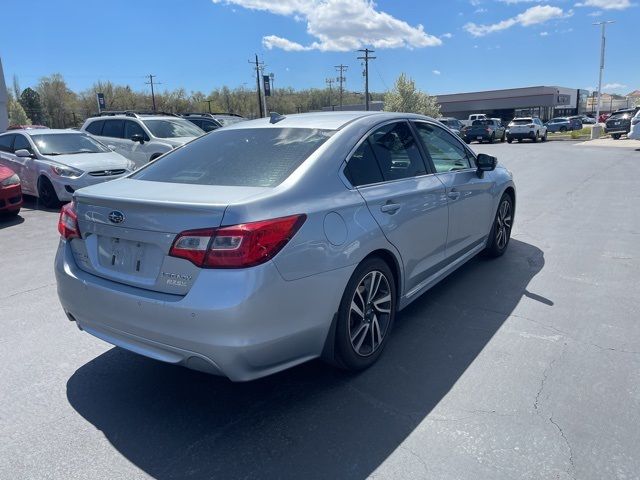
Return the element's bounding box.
[598,113,611,123]
[0,165,23,216]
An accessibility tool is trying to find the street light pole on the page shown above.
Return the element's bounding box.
[594,21,614,124]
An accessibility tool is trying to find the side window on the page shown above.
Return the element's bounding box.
[344,139,383,187]
[101,120,124,138]
[13,134,33,153]
[85,120,104,135]
[368,122,426,181]
[201,120,220,133]
[0,134,16,153]
[124,121,148,140]
[187,119,202,129]
[413,122,473,173]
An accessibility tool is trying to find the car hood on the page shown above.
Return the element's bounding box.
[41,151,131,171]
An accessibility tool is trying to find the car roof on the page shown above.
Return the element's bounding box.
[87,115,184,121]
[222,111,433,131]
[1,128,85,136]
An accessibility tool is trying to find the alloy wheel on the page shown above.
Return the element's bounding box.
[348,270,393,357]
[495,199,512,250]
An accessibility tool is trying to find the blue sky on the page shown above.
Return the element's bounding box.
[1,0,638,96]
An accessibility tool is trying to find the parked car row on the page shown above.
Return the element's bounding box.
[605,107,640,140]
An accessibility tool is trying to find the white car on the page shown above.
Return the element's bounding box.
[506,117,547,143]
[628,110,640,140]
[81,112,204,168]
[0,129,134,208]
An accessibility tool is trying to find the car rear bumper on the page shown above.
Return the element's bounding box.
[0,184,23,212]
[604,127,630,135]
[507,131,535,139]
[55,240,352,381]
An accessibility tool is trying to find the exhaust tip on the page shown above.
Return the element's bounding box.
[65,311,77,322]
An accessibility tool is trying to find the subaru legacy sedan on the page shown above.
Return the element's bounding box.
[55,112,516,381]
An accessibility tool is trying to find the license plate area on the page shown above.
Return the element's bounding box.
[477,136,483,140]
[98,236,148,274]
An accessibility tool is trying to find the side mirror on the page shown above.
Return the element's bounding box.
[131,133,145,144]
[476,153,497,175]
[15,149,34,158]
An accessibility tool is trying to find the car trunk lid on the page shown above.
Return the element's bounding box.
[70,178,269,294]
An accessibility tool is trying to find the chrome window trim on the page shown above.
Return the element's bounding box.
[338,118,436,190]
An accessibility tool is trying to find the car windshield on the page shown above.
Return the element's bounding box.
[512,119,532,125]
[142,118,204,138]
[215,116,245,126]
[31,133,110,155]
[132,127,335,187]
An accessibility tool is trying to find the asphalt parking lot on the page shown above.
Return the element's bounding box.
[1,139,639,480]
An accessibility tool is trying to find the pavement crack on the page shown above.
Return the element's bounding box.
[400,445,429,475]
[0,282,56,301]
[533,344,568,413]
[549,414,576,479]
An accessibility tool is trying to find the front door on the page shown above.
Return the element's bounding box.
[412,121,495,260]
[343,121,449,294]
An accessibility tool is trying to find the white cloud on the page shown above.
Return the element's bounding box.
[575,0,633,10]
[211,0,442,51]
[540,30,549,35]
[498,0,543,3]
[433,69,441,75]
[475,7,488,12]
[441,32,453,38]
[587,10,604,15]
[464,5,566,36]
[603,82,627,90]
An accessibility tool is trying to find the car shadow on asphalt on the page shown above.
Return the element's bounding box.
[20,195,63,213]
[66,239,547,480]
[0,213,25,229]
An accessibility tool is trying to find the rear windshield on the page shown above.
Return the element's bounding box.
[512,119,532,125]
[472,120,491,126]
[132,127,334,187]
[142,118,204,138]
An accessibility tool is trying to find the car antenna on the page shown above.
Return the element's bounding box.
[269,112,286,124]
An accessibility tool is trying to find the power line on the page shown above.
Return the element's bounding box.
[334,64,348,108]
[145,74,161,112]
[248,54,265,118]
[357,49,376,111]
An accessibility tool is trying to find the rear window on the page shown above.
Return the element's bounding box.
[472,120,491,126]
[85,120,104,135]
[132,128,335,187]
[512,119,532,125]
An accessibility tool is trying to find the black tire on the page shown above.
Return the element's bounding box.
[507,137,513,144]
[485,193,514,258]
[559,126,567,132]
[500,131,506,143]
[541,130,548,142]
[612,133,621,140]
[517,138,522,143]
[38,176,60,209]
[532,131,539,143]
[334,257,397,371]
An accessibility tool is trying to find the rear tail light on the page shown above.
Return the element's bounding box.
[58,201,80,240]
[528,124,535,128]
[169,214,306,268]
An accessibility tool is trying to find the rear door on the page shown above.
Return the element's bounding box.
[344,120,449,294]
[99,119,130,159]
[413,121,494,260]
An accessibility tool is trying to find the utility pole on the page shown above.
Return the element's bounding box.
[259,64,268,116]
[357,48,376,111]
[145,74,160,112]
[334,64,348,109]
[325,78,335,108]
[248,54,265,118]
[593,21,614,124]
[204,100,213,113]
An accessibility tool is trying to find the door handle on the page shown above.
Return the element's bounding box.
[447,190,461,201]
[380,202,401,214]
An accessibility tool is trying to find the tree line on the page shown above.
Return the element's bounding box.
[6,72,440,128]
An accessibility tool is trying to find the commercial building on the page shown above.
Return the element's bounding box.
[436,86,589,122]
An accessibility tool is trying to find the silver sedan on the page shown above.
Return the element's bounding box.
[55,111,516,381]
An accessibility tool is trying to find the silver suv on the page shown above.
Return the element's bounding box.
[81,112,204,168]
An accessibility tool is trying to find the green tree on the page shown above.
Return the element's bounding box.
[383,73,440,117]
[37,73,78,128]
[7,91,31,126]
[19,87,45,125]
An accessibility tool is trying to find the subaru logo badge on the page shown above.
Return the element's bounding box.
[108,210,125,224]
